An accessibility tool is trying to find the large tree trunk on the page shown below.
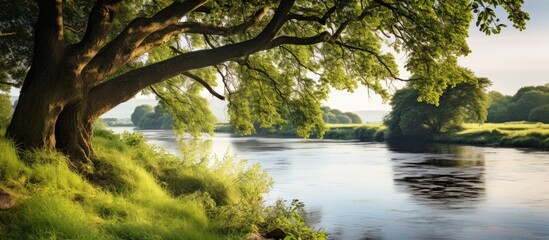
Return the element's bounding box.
[55,100,95,171]
[6,0,296,169]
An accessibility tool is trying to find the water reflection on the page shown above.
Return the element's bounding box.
[389,143,486,208]
[106,128,549,239]
[231,138,292,152]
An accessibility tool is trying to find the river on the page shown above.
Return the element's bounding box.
[108,127,549,240]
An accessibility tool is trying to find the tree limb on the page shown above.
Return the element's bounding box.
[265,32,331,49]
[182,72,225,100]
[0,32,17,37]
[131,6,271,60]
[334,41,412,82]
[288,6,336,25]
[0,81,19,87]
[88,0,296,116]
[84,0,208,84]
[71,0,122,67]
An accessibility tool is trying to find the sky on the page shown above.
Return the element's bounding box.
[327,0,549,111]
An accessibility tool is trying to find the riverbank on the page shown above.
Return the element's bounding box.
[215,123,387,142]
[0,127,326,239]
[435,122,549,150]
[215,122,549,150]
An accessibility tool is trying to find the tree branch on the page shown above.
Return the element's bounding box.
[0,81,19,87]
[71,0,122,67]
[0,32,17,37]
[35,0,65,54]
[131,6,271,60]
[84,0,208,84]
[334,41,412,82]
[265,32,331,49]
[288,6,336,25]
[88,0,296,116]
[182,72,225,100]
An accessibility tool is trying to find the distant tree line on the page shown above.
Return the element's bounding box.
[131,104,173,130]
[487,84,549,123]
[320,106,362,124]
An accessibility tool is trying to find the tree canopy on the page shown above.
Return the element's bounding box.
[0,0,530,163]
[321,106,362,124]
[385,68,490,140]
[131,104,174,129]
[487,84,549,123]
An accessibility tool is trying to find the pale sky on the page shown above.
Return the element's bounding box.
[327,0,549,112]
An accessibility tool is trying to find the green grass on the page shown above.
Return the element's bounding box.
[216,123,386,142]
[0,128,326,239]
[436,122,549,149]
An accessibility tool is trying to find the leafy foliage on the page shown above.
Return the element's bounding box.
[131,104,178,130]
[1,0,530,139]
[486,84,549,123]
[321,106,362,124]
[386,68,490,140]
[130,104,154,126]
[0,94,13,127]
[528,104,549,123]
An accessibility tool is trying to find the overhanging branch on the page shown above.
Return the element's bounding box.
[84,0,208,83]
[334,41,413,82]
[182,72,225,100]
[88,0,296,116]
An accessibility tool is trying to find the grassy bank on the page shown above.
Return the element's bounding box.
[435,122,549,149]
[215,123,387,142]
[0,127,326,239]
[216,122,548,150]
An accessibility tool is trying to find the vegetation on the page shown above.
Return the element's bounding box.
[385,69,490,141]
[101,118,133,127]
[131,104,175,130]
[487,84,549,123]
[321,107,362,124]
[436,122,549,149]
[1,0,529,167]
[0,94,12,127]
[215,122,386,142]
[0,125,326,239]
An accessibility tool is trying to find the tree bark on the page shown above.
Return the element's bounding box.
[7,0,303,169]
[55,100,95,171]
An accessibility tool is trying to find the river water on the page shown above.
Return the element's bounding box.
[108,127,549,240]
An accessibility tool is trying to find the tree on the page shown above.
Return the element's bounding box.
[486,91,512,123]
[336,115,351,124]
[135,105,174,129]
[344,112,361,124]
[486,84,549,123]
[528,104,549,123]
[131,104,154,126]
[1,0,528,168]
[507,90,549,121]
[386,68,490,140]
[319,106,361,124]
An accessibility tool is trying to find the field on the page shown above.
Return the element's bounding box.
[436,122,549,149]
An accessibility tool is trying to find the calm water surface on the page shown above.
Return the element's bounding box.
[109,127,549,240]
